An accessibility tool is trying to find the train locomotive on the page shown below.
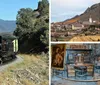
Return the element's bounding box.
[0,35,18,64]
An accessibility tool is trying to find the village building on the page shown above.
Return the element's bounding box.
[51,15,100,41]
[72,23,84,30]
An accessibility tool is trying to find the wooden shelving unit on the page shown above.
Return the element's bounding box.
[66,48,93,77]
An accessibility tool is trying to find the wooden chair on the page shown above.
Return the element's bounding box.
[67,65,75,77]
[87,65,94,76]
[74,66,87,79]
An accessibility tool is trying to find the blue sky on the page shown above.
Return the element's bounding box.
[51,0,100,22]
[0,0,39,20]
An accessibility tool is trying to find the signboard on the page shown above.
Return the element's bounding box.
[12,39,18,52]
[51,44,66,70]
[69,44,87,49]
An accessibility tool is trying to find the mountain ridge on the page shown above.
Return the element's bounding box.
[53,2,100,24]
[0,19,16,32]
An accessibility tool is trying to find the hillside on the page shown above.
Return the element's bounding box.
[0,19,16,32]
[63,16,79,24]
[61,3,100,24]
[51,2,100,42]
[79,3,100,22]
[0,54,49,85]
[14,0,49,53]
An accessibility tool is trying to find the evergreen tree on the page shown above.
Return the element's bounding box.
[14,0,49,53]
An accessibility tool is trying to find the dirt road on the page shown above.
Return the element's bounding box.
[0,55,23,72]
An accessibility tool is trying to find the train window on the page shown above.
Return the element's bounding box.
[2,39,9,51]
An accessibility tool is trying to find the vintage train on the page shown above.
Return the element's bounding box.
[0,35,18,64]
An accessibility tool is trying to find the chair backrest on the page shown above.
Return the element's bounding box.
[87,65,94,76]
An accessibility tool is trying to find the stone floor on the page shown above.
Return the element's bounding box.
[51,77,98,85]
[51,73,100,85]
[51,80,97,85]
[51,68,100,85]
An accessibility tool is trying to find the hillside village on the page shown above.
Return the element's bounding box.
[51,3,100,41]
[51,16,100,41]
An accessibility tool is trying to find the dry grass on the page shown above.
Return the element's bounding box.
[0,54,49,85]
[70,35,100,42]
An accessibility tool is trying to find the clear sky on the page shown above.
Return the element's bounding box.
[51,0,100,22]
[0,0,39,20]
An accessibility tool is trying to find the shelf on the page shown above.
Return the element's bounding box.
[66,49,92,51]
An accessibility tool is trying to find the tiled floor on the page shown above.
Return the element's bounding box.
[51,77,97,85]
[51,69,100,85]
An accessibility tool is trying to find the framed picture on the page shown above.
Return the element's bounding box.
[51,44,66,70]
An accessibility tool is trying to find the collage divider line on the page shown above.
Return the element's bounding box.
[51,42,100,44]
[49,0,51,85]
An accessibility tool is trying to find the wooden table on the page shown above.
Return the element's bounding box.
[74,63,94,67]
[75,63,94,75]
[67,63,94,77]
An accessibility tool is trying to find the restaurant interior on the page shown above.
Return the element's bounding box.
[51,44,100,81]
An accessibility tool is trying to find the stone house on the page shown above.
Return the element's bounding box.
[72,23,84,30]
